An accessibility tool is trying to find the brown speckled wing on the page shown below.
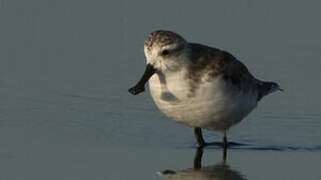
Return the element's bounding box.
[222,54,257,92]
[186,43,257,97]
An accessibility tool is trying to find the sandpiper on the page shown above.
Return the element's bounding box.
[129,30,282,148]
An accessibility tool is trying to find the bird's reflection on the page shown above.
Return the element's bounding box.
[158,147,246,180]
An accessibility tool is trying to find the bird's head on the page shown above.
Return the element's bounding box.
[143,30,188,72]
[129,30,188,95]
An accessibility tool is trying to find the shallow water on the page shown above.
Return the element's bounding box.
[1,0,321,179]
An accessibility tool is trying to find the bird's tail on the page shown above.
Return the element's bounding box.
[256,81,283,101]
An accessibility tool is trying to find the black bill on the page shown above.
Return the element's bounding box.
[128,64,156,95]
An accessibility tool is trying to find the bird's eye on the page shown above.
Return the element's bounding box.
[161,50,169,56]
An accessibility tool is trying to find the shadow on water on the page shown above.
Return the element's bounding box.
[230,145,321,151]
[158,147,247,180]
[183,142,321,152]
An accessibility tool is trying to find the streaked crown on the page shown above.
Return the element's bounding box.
[143,30,188,71]
[144,30,186,51]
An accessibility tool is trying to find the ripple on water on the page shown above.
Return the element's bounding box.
[183,142,321,152]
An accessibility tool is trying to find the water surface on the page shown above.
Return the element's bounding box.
[0,0,321,179]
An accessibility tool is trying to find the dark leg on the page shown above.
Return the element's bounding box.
[193,147,203,169]
[222,146,227,163]
[194,127,206,147]
[223,130,227,149]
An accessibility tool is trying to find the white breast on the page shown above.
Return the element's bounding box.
[149,70,257,131]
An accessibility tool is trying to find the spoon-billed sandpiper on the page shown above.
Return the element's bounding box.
[129,30,282,148]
